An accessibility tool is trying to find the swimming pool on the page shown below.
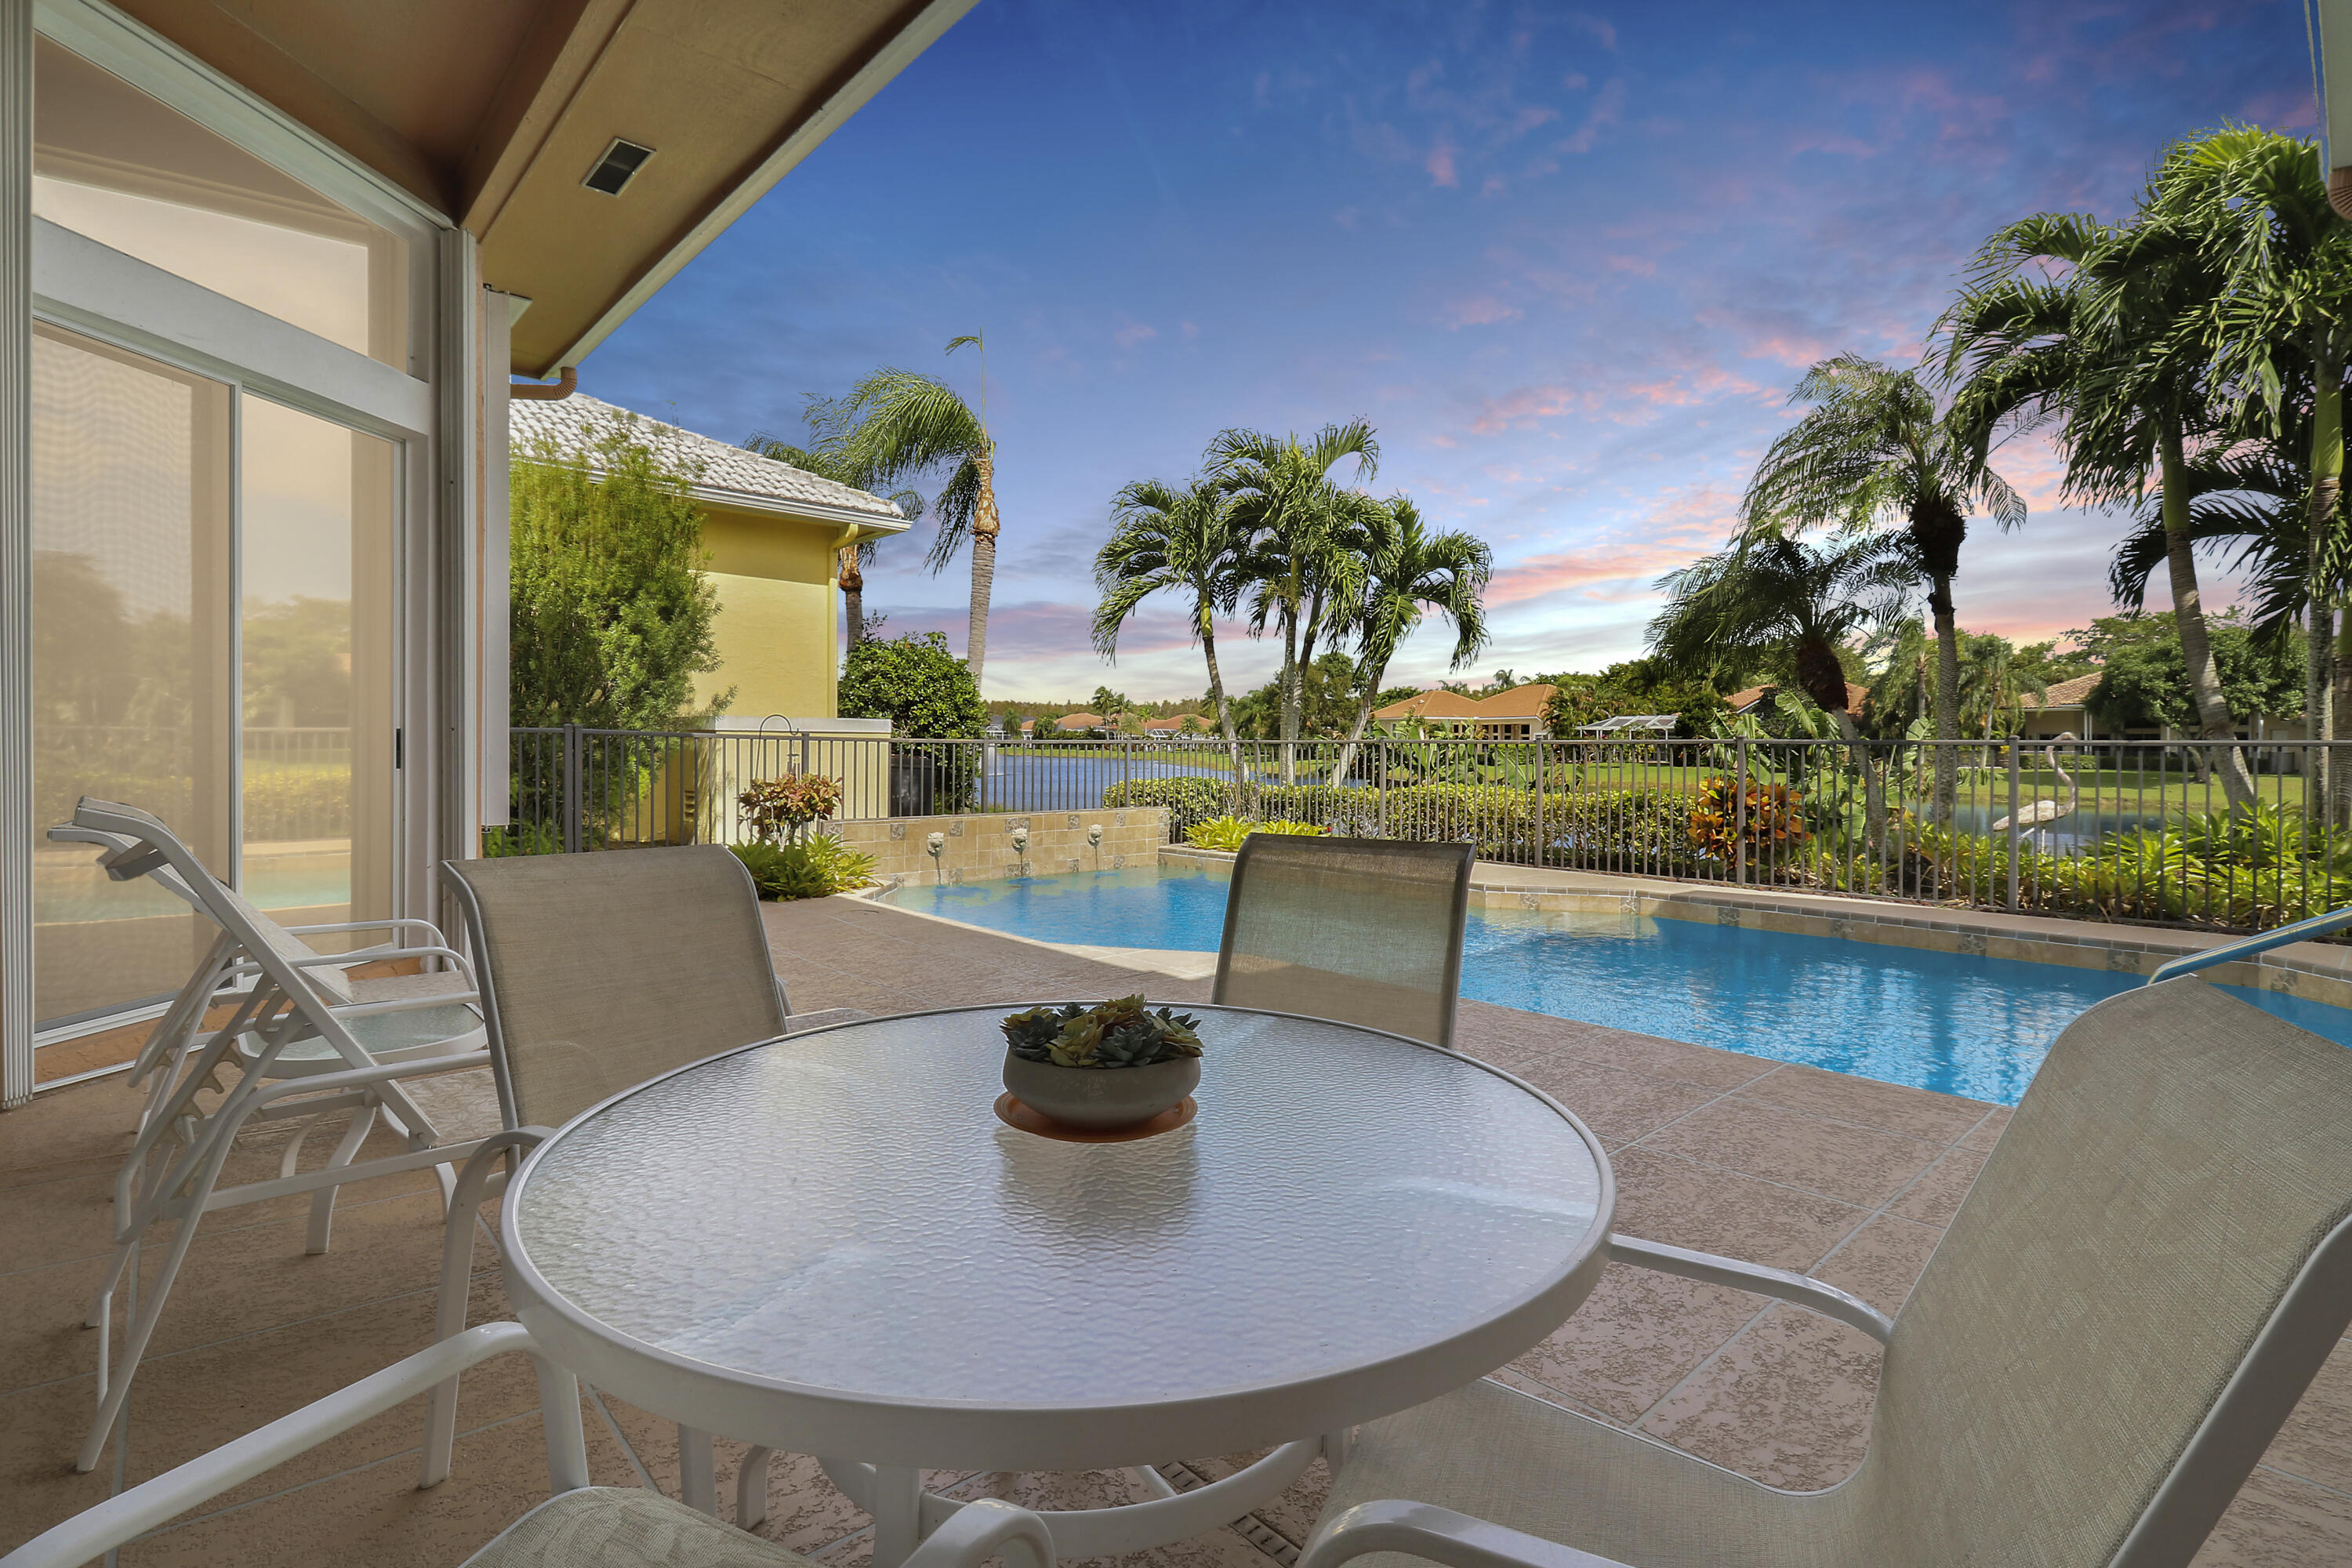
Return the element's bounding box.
[881,862,2352,1105]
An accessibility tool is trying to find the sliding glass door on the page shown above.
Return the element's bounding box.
[31,327,399,1027]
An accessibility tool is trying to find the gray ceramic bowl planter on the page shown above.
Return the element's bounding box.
[1001,1051,1200,1131]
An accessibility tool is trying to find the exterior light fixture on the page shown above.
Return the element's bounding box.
[583,138,655,196]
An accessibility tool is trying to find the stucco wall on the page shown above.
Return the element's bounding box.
[840,808,1170,887]
[695,504,840,720]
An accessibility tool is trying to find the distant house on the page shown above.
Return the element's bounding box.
[1142,713,1202,735]
[1054,712,1105,732]
[1728,681,1873,719]
[1372,684,1555,740]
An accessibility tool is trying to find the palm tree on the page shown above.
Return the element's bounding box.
[1741,355,2024,824]
[812,335,1001,684]
[1944,160,2257,810]
[2158,127,2352,812]
[1092,477,1249,768]
[742,430,921,651]
[1330,496,1492,782]
[1650,531,1914,847]
[1206,421,1381,777]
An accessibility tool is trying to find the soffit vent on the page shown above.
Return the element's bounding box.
[583,139,655,196]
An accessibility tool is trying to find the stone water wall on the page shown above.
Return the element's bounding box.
[838,808,1169,887]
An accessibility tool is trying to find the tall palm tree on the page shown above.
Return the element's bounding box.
[742,430,921,651]
[1946,162,2256,808]
[1650,530,1913,846]
[1092,477,1249,765]
[813,335,1001,684]
[2159,127,2352,813]
[1743,356,2023,824]
[1206,421,1380,776]
[1330,496,1492,782]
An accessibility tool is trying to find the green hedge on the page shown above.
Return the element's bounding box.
[1102,776,1710,871]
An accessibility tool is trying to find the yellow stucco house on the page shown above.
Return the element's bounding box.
[509,391,909,724]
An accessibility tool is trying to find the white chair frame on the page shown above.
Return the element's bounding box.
[0,1321,1058,1568]
[52,798,499,1475]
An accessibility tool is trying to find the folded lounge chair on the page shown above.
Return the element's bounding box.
[50,797,495,1473]
[1300,977,2352,1568]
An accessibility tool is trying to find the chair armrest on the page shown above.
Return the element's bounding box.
[0,1323,586,1568]
[1610,1235,1893,1344]
[904,1498,1057,1568]
[1300,1500,1633,1568]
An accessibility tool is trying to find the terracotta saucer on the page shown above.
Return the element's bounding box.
[993,1092,1197,1143]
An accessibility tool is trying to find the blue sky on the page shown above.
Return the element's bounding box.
[586,0,2315,703]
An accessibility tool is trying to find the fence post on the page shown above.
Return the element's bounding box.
[1734,737,1749,887]
[1378,742,1390,838]
[561,724,583,855]
[2005,742,2022,913]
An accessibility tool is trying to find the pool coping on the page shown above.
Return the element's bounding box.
[1157,846,2352,1011]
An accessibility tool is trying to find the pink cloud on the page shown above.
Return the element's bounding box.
[1112,321,1158,349]
[1569,13,1617,51]
[1446,293,1523,327]
[1425,136,1460,187]
[1558,78,1626,155]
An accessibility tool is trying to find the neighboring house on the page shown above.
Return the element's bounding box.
[1373,684,1556,740]
[1728,682,1875,718]
[1055,712,1105,732]
[7,0,976,1096]
[1142,714,1201,735]
[510,393,907,725]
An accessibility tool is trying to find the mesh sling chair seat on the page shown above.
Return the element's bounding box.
[50,797,495,1475]
[0,1321,1056,1568]
[1214,835,1476,1051]
[1298,978,2352,1568]
[423,844,860,1515]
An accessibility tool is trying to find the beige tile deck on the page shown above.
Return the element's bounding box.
[0,893,2343,1566]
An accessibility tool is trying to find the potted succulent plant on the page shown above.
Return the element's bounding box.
[1000,996,1204,1131]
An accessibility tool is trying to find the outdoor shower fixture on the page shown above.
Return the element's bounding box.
[1087,823,1105,847]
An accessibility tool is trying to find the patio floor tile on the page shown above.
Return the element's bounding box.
[2191,1461,2352,1567]
[2259,1336,2352,1496]
[1809,1214,1943,1317]
[1959,1105,2013,1150]
[1552,1030,1780,1093]
[1606,1146,1867,1273]
[1637,1303,1882,1492]
[1507,1261,1769,1425]
[1637,1098,1945,1209]
[1888,1145,1989,1227]
[1498,1056,1721,1149]
[1731,1062,1988,1143]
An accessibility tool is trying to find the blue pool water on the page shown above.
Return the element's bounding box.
[883,862,2352,1105]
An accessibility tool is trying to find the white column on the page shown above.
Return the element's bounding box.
[0,0,32,1109]
[474,289,517,831]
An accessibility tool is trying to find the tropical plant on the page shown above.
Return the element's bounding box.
[509,410,728,730]
[1742,355,2024,822]
[1942,149,2260,809]
[1000,996,1204,1069]
[1185,815,1327,850]
[738,773,842,843]
[1094,477,1248,760]
[1330,496,1492,782]
[1207,420,1381,775]
[1687,776,1809,869]
[742,428,922,650]
[728,833,877,900]
[838,631,986,738]
[809,336,1001,682]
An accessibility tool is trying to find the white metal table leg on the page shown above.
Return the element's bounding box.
[870,1464,925,1568]
[677,1424,717,1514]
[739,1445,777,1527]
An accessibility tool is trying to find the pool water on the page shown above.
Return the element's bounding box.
[882,862,2352,1105]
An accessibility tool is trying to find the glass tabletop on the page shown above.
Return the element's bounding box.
[506,1004,1606,1411]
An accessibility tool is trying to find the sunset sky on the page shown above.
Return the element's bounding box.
[583,0,2316,703]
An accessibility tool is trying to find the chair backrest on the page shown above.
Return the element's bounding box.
[69,797,357,1009]
[1212,835,1474,1051]
[440,846,788,1130]
[1847,978,2352,1566]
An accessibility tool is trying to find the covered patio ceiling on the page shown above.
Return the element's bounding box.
[101,0,977,376]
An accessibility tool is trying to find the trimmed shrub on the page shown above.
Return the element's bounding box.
[730,833,879,900]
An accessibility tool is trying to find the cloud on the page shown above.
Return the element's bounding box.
[1445,293,1523,327]
[1425,136,1460,187]
[1112,321,1158,348]
[1559,78,1626,154]
[1569,13,1617,51]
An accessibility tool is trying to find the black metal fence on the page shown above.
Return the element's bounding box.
[496,727,2352,933]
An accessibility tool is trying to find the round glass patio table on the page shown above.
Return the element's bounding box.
[500,1004,1613,1565]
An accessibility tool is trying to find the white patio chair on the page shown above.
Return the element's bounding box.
[1214,834,1476,1051]
[421,844,863,1515]
[53,797,498,1474]
[1300,976,2352,1568]
[0,1320,1054,1568]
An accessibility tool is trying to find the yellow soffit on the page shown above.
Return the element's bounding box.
[477,0,979,378]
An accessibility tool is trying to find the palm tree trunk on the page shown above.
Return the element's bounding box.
[1831,710,1887,866]
[965,448,1001,686]
[1927,575,1961,825]
[2309,358,2343,817]
[1331,655,1391,789]
[2159,420,2256,813]
[1276,604,1301,785]
[1200,609,1245,808]
[839,550,865,649]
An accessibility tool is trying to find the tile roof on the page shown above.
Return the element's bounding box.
[1372,689,1489,720]
[1730,681,1872,714]
[2029,673,2103,707]
[510,392,909,525]
[1471,683,1555,717]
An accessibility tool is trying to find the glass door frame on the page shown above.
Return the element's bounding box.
[22,0,463,1062]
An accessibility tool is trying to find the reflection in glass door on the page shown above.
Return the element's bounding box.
[31,332,400,1028]
[240,400,396,940]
